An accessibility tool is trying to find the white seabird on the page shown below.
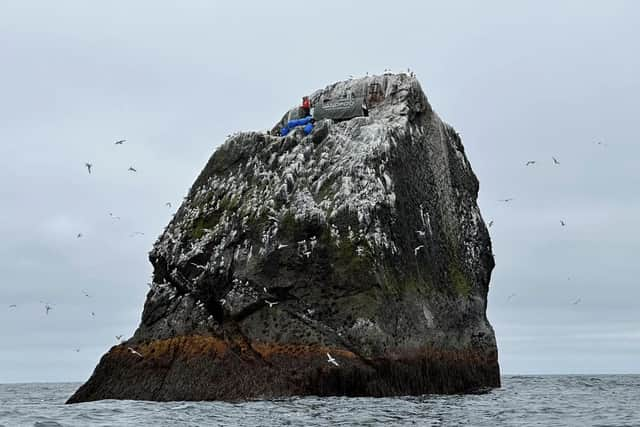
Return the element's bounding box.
[128,347,143,357]
[265,300,278,308]
[326,352,339,366]
[414,245,424,256]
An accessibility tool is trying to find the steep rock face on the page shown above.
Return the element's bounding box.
[67,74,499,403]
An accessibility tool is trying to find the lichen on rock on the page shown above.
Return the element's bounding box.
[67,73,499,404]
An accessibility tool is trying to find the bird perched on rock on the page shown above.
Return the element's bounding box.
[326,352,339,366]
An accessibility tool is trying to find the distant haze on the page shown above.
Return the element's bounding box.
[1,1,638,382]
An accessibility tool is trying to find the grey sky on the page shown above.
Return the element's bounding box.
[1,1,638,382]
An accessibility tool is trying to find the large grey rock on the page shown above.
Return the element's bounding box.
[67,73,499,403]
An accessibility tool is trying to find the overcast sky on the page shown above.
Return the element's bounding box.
[1,1,639,383]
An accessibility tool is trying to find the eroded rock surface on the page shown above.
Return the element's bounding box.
[67,73,499,403]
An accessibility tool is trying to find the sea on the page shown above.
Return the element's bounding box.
[0,376,638,426]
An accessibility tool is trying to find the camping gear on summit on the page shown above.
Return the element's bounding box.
[280,116,314,136]
[312,92,367,121]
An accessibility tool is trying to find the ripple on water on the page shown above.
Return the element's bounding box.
[0,377,638,426]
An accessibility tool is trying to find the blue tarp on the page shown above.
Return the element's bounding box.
[281,116,314,136]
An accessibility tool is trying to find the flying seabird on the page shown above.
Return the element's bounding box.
[74,348,80,352]
[416,230,426,237]
[265,300,278,308]
[498,198,514,203]
[116,335,124,341]
[165,202,172,208]
[525,161,536,166]
[85,163,92,174]
[127,347,143,357]
[414,245,424,256]
[326,352,339,366]
[129,231,145,237]
[488,220,494,228]
[219,298,226,306]
[115,139,126,145]
[82,290,90,298]
[91,311,95,317]
[128,166,137,172]
[44,304,52,315]
[263,287,268,293]
[552,156,560,165]
[8,304,17,308]
[560,220,566,226]
[507,293,516,302]
[76,233,83,239]
[277,244,288,249]
[109,212,121,220]
[572,297,581,305]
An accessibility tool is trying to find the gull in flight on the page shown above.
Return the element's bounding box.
[127,347,143,357]
[109,212,121,220]
[498,198,514,203]
[265,300,278,308]
[414,245,424,256]
[8,304,17,308]
[114,139,126,145]
[416,230,426,237]
[488,220,494,228]
[85,163,92,174]
[507,293,516,302]
[82,290,90,298]
[263,287,268,293]
[165,202,172,208]
[277,244,288,249]
[219,298,226,306]
[560,220,566,226]
[130,231,145,237]
[572,297,581,305]
[116,335,124,342]
[76,233,83,238]
[74,348,80,353]
[525,161,536,166]
[326,352,339,366]
[552,156,560,165]
[44,303,52,315]
[128,166,137,172]
[91,311,95,317]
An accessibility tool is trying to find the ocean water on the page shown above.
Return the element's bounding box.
[0,376,638,426]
